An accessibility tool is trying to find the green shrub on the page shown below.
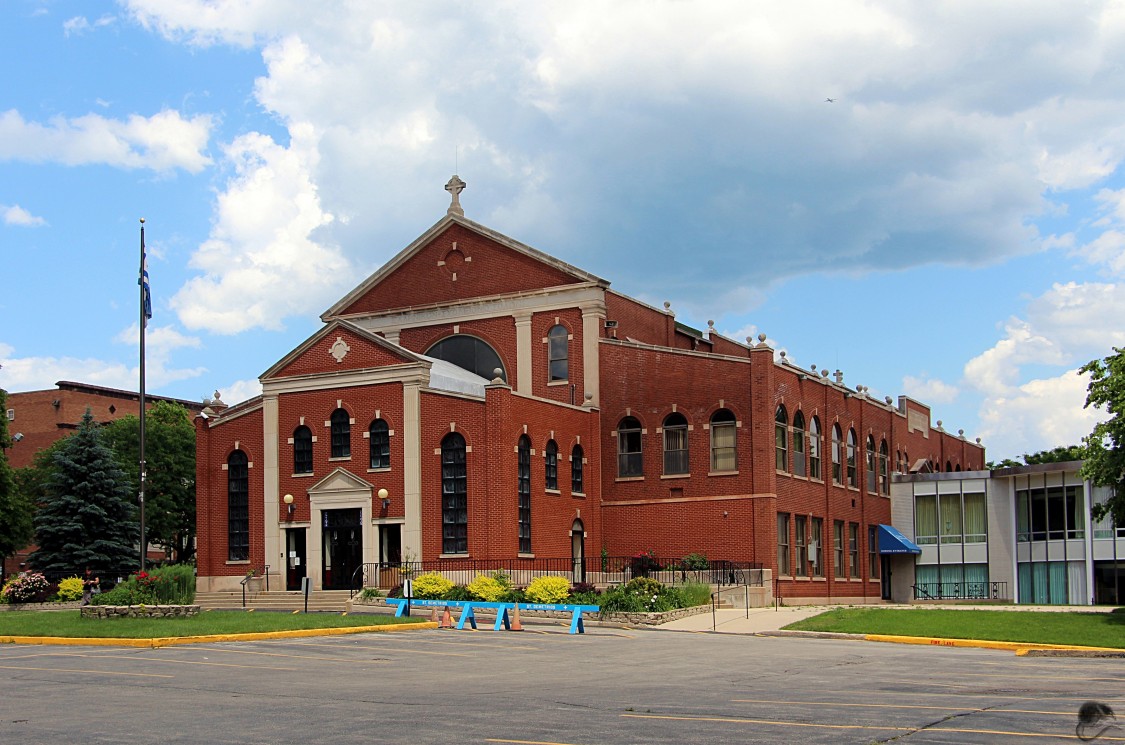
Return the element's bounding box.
[467,574,507,601]
[445,585,473,601]
[679,580,712,607]
[498,587,526,604]
[89,565,196,606]
[358,587,382,601]
[411,572,454,599]
[681,552,709,570]
[1,573,50,603]
[600,577,682,614]
[525,575,571,604]
[56,577,85,602]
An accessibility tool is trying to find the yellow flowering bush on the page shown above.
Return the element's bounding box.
[56,577,85,602]
[411,572,454,599]
[525,575,571,604]
[467,574,506,602]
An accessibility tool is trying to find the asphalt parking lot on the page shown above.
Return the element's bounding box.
[1,624,1122,744]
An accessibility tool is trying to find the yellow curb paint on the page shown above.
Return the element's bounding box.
[863,634,1121,654]
[0,622,438,648]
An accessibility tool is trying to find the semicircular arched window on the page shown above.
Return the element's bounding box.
[425,335,506,382]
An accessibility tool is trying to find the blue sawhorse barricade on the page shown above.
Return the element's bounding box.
[384,598,599,634]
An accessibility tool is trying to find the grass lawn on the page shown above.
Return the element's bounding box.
[0,610,426,639]
[784,608,1125,649]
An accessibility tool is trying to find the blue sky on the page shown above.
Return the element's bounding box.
[3,1,1125,462]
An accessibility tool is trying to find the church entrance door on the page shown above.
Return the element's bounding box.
[322,508,362,591]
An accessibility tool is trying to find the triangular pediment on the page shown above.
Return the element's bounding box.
[262,319,426,381]
[323,214,609,320]
[307,466,373,495]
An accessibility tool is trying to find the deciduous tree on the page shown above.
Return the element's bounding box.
[1080,347,1125,522]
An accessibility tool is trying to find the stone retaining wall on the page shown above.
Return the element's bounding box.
[81,605,201,619]
[0,601,82,612]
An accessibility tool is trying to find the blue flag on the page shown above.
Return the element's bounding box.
[140,233,152,323]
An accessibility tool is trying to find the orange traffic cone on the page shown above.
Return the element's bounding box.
[430,607,439,623]
[440,607,454,629]
[510,604,523,631]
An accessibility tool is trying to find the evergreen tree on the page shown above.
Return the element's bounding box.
[102,401,197,563]
[0,390,35,578]
[1081,347,1125,522]
[29,409,138,574]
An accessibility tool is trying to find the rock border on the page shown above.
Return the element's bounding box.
[0,601,82,612]
[81,605,201,619]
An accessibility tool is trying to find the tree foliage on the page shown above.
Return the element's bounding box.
[987,445,1086,471]
[101,401,197,563]
[29,409,138,574]
[0,390,35,573]
[1080,347,1125,522]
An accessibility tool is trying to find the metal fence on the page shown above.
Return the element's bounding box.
[912,581,1009,601]
[349,556,764,598]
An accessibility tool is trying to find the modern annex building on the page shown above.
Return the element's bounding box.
[194,179,983,597]
[891,462,1124,605]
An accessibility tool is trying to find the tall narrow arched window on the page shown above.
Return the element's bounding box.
[293,426,313,474]
[227,450,249,561]
[710,409,737,471]
[545,439,558,491]
[879,440,890,494]
[847,429,858,487]
[548,324,569,382]
[617,416,643,477]
[571,444,585,493]
[775,406,789,472]
[518,435,532,553]
[866,435,877,492]
[792,411,806,477]
[663,412,689,475]
[808,417,822,480]
[330,408,351,459]
[831,424,843,484]
[369,419,390,469]
[441,433,468,554]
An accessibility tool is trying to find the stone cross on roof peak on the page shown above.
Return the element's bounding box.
[445,175,466,216]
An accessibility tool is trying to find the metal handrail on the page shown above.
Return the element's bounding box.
[348,558,764,598]
[240,564,269,608]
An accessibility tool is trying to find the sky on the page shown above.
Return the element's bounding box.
[2,1,1125,462]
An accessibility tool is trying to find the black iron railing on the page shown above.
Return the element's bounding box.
[349,557,764,598]
[240,565,269,608]
[912,581,1008,601]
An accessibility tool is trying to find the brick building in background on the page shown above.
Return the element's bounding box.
[195,178,983,600]
[2,381,205,575]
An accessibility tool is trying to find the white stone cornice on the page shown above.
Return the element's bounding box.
[262,365,431,396]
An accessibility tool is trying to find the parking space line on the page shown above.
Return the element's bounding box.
[730,698,1086,718]
[621,712,913,732]
[0,663,172,679]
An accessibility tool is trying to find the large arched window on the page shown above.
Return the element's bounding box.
[663,412,689,475]
[879,440,890,495]
[571,444,585,493]
[710,409,737,471]
[792,411,806,477]
[426,335,506,381]
[330,408,351,459]
[518,435,532,553]
[548,324,568,382]
[831,424,843,484]
[293,426,313,475]
[228,450,249,561]
[808,417,822,480]
[617,416,643,477]
[369,419,390,470]
[545,439,558,490]
[774,406,788,473]
[847,429,858,487]
[866,435,878,493]
[441,433,468,554]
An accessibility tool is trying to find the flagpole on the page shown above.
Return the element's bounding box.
[139,218,147,572]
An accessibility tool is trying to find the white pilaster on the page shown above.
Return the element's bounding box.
[403,382,423,559]
[514,312,533,394]
[262,394,282,585]
[582,308,603,407]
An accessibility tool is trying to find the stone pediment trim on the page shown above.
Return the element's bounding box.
[321,213,610,322]
[307,466,373,495]
[260,318,425,381]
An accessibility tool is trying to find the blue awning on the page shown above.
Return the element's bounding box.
[878,524,922,555]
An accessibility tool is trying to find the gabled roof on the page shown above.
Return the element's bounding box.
[321,213,609,321]
[260,318,425,381]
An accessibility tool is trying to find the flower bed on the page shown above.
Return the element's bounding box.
[81,605,201,619]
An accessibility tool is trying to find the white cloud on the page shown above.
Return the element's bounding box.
[64,15,116,37]
[215,378,263,406]
[902,375,959,405]
[975,369,1102,458]
[2,205,46,227]
[170,128,348,333]
[0,108,213,173]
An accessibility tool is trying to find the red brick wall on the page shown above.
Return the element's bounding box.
[340,223,582,315]
[530,308,586,404]
[605,292,672,346]
[195,405,266,579]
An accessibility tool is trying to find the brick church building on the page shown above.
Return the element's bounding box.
[195,177,983,600]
